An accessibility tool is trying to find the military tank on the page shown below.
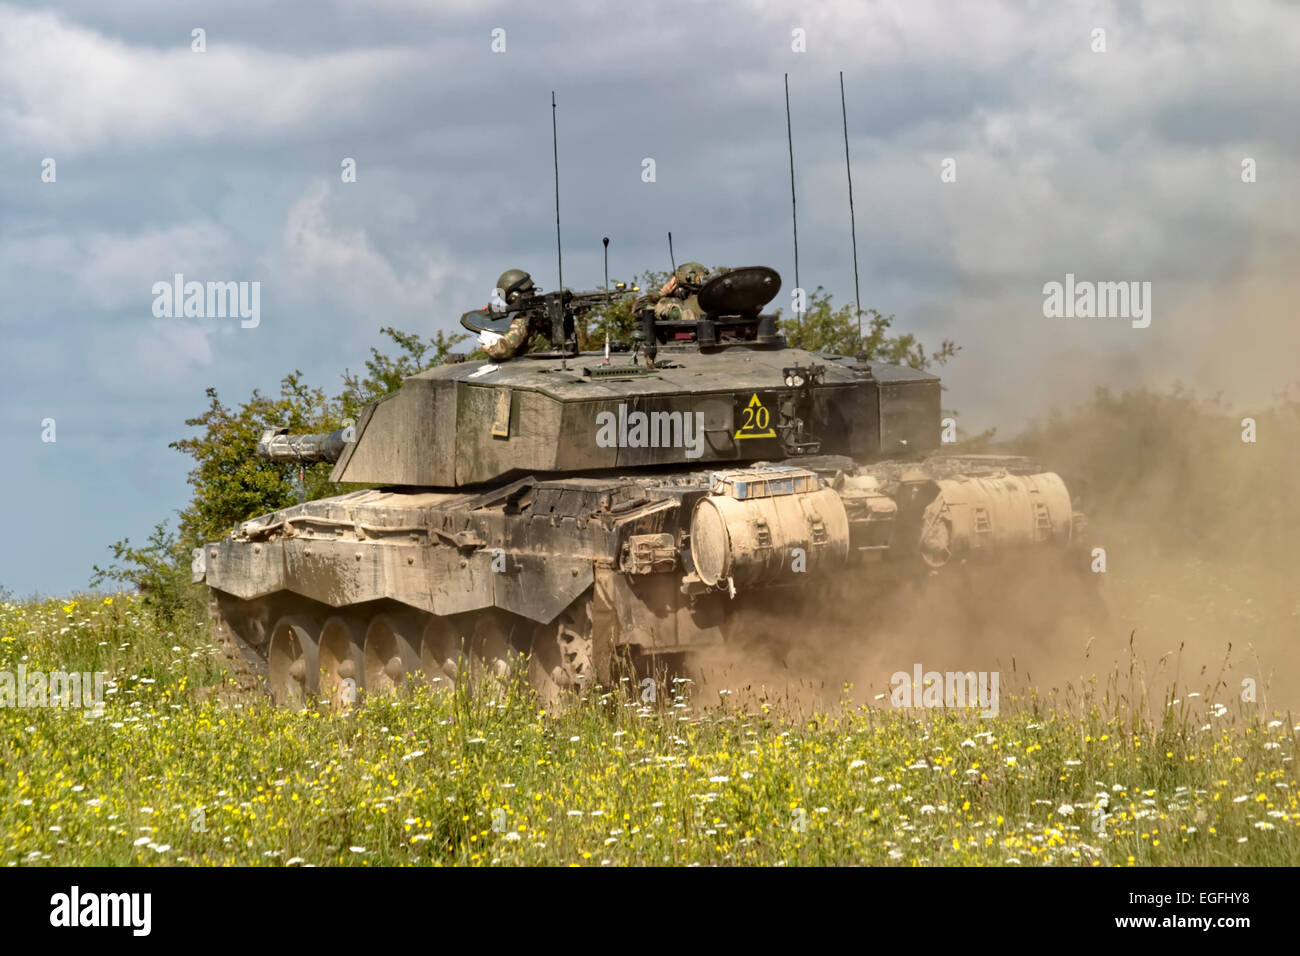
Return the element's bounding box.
[195,266,1086,707]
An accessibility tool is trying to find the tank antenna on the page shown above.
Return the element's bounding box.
[840,71,863,345]
[551,91,563,296]
[667,231,676,272]
[784,73,800,300]
[551,91,569,368]
[602,236,611,364]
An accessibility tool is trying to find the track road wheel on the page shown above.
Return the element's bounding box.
[528,599,594,711]
[268,615,320,707]
[319,616,364,709]
[468,612,520,701]
[363,614,422,695]
[421,615,471,694]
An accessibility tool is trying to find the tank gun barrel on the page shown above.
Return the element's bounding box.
[257,426,355,464]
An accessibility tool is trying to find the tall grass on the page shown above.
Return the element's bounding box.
[1,595,1295,866]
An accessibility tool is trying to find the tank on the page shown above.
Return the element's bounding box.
[195,267,1087,706]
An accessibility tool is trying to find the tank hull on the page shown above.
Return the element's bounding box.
[197,455,1087,704]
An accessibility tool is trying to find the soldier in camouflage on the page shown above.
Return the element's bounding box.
[482,268,545,361]
[633,261,711,324]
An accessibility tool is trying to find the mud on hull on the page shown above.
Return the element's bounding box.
[197,456,1089,706]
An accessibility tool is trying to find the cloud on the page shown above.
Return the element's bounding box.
[278,180,456,317]
[0,5,423,155]
[85,321,217,396]
[0,219,241,321]
[78,222,237,310]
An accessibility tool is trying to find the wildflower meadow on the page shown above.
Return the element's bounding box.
[1,595,1296,866]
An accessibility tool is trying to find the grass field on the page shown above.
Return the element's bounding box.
[2,594,1297,867]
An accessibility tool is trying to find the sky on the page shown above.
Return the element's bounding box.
[1,0,1297,596]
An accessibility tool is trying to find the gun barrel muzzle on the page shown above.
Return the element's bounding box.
[256,426,356,463]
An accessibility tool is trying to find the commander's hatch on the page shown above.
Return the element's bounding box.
[645,266,783,350]
[697,266,781,316]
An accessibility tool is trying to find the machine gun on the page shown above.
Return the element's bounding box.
[459,284,637,356]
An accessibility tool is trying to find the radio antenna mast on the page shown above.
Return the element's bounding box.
[550,91,569,368]
[840,71,863,343]
[551,91,563,295]
[602,237,611,363]
[668,231,676,272]
[784,74,800,300]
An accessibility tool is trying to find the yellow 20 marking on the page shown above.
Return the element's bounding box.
[735,393,776,439]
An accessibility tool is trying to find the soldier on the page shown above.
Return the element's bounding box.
[633,261,712,324]
[482,268,545,361]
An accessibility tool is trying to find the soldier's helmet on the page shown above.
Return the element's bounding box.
[496,268,536,303]
[673,262,710,287]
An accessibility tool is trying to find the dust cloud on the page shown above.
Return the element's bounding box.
[688,253,1300,717]
[688,384,1300,718]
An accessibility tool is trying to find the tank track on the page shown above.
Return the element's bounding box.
[209,592,267,695]
[205,588,603,708]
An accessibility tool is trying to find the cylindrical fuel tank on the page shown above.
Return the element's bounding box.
[918,471,1073,568]
[690,468,850,588]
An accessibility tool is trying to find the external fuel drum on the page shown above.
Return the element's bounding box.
[690,469,850,588]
